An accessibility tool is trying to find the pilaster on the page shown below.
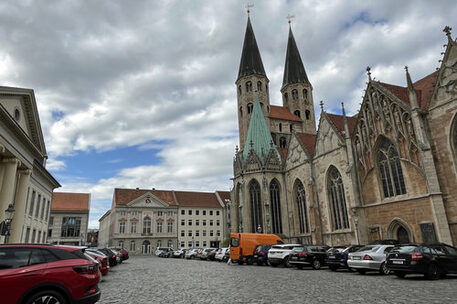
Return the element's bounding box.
[10,169,32,243]
[0,158,20,220]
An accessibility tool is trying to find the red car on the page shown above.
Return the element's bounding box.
[0,244,101,304]
[86,251,109,276]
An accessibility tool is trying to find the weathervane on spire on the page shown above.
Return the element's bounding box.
[246,3,254,15]
[443,26,452,37]
[287,14,295,24]
[366,66,372,81]
[405,66,409,72]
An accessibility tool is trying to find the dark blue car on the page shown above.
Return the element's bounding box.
[253,244,273,266]
[327,245,364,271]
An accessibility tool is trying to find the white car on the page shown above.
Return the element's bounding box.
[155,247,172,257]
[347,244,394,275]
[215,248,229,262]
[185,248,199,259]
[268,244,302,267]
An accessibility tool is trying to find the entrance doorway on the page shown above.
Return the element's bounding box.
[397,226,410,243]
[142,240,151,255]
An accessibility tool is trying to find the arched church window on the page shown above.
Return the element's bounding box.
[328,166,349,230]
[249,179,262,233]
[292,89,299,100]
[294,110,300,118]
[246,81,253,92]
[247,103,253,114]
[257,81,262,91]
[270,180,282,234]
[279,137,287,148]
[239,106,243,117]
[143,216,151,234]
[279,123,282,132]
[305,110,311,120]
[284,93,288,102]
[303,88,308,99]
[295,180,309,234]
[378,138,406,197]
[238,85,242,95]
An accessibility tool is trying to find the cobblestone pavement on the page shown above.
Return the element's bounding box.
[98,256,455,304]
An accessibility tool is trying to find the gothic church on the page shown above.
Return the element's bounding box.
[231,16,457,247]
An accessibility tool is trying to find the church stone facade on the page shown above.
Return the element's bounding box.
[231,18,457,247]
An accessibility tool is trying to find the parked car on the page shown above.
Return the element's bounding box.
[155,247,173,257]
[348,244,394,275]
[199,248,217,260]
[0,244,101,304]
[110,248,123,263]
[173,248,187,258]
[97,248,118,267]
[327,245,364,271]
[206,248,218,261]
[369,239,399,245]
[268,244,302,267]
[185,248,199,259]
[86,250,110,276]
[230,232,284,265]
[386,243,457,280]
[289,245,329,270]
[215,248,229,262]
[252,244,273,266]
[110,247,129,261]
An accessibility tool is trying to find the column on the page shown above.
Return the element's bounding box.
[10,169,32,243]
[0,158,20,221]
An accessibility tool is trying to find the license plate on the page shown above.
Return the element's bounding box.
[254,255,258,258]
[352,256,361,260]
[291,257,297,260]
[392,260,404,264]
[329,255,335,259]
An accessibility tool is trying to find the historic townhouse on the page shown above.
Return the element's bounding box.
[0,86,60,244]
[231,17,457,246]
[48,192,90,245]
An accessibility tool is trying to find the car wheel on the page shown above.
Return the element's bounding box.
[312,259,321,270]
[256,261,263,266]
[270,262,278,267]
[329,266,338,271]
[357,269,366,275]
[247,257,254,265]
[237,259,244,265]
[26,290,67,304]
[425,263,441,280]
[283,257,290,268]
[394,271,406,278]
[380,263,390,275]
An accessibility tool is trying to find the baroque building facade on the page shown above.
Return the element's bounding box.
[0,86,60,244]
[231,18,457,247]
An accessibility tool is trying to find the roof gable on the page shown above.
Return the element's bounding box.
[113,188,177,207]
[126,192,170,208]
[295,132,317,156]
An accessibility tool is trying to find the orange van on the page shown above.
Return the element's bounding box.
[229,232,284,265]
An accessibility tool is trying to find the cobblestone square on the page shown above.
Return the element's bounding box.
[98,257,455,304]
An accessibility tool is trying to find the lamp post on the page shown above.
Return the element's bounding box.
[1,204,15,244]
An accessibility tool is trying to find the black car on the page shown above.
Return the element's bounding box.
[289,245,328,270]
[252,244,273,266]
[327,245,364,271]
[386,243,457,279]
[207,249,218,261]
[98,248,118,267]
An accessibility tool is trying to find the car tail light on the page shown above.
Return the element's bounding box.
[363,254,373,260]
[298,252,307,257]
[73,264,99,274]
[258,252,264,255]
[411,253,423,261]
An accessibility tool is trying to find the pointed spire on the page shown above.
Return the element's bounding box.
[405,66,419,109]
[237,17,266,81]
[243,95,281,164]
[282,26,309,88]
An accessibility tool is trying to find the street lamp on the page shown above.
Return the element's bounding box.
[1,204,15,244]
[256,225,262,233]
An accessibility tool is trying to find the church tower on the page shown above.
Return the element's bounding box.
[236,16,270,148]
[281,26,316,134]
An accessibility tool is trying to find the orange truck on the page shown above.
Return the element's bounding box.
[229,232,284,265]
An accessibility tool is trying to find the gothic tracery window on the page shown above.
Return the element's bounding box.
[249,180,262,233]
[269,180,282,234]
[257,81,262,91]
[305,110,311,120]
[296,180,309,234]
[378,138,406,197]
[328,166,349,230]
[246,81,252,92]
[303,88,308,99]
[294,110,300,118]
[292,89,299,100]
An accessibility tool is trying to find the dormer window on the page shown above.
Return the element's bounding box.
[305,110,311,120]
[292,89,299,100]
[247,103,253,114]
[246,81,253,92]
[294,110,300,118]
[257,81,262,91]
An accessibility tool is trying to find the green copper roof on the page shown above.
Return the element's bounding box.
[243,96,281,164]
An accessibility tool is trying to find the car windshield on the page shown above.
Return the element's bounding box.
[327,247,345,253]
[357,246,380,252]
[391,246,418,253]
[293,247,305,252]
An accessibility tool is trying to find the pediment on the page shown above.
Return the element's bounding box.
[127,192,170,208]
[315,115,343,156]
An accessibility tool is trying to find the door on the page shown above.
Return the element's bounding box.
[397,226,410,244]
[142,241,151,255]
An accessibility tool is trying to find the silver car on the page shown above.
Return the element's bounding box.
[347,245,394,275]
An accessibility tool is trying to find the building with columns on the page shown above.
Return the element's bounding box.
[0,86,60,244]
[48,192,90,246]
[231,17,457,247]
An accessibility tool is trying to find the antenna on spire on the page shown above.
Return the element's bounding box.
[366,66,372,81]
[246,3,254,15]
[287,14,295,25]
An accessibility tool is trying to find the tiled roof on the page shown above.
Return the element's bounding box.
[174,191,223,208]
[326,113,357,135]
[113,188,178,206]
[296,133,317,156]
[51,192,90,212]
[269,105,302,122]
[378,70,438,109]
[216,191,231,204]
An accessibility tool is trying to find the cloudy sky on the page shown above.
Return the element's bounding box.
[0,0,455,228]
